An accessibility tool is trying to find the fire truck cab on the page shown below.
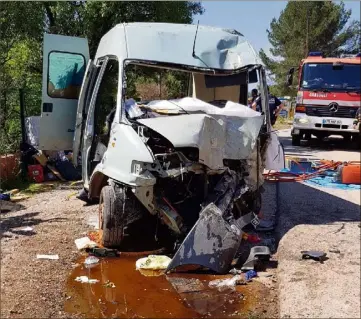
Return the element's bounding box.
[286,51,361,146]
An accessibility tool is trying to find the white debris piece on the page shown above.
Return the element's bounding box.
[84,256,99,265]
[20,226,34,232]
[209,275,244,291]
[75,276,99,284]
[74,237,97,251]
[135,255,171,270]
[36,254,59,260]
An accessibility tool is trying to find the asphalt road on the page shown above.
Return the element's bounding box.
[277,128,360,162]
[274,129,360,319]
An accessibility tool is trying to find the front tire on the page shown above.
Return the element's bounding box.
[99,185,124,247]
[99,185,160,250]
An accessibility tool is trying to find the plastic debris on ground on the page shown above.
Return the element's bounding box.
[84,256,99,266]
[75,276,99,284]
[85,247,120,257]
[242,233,261,244]
[0,193,10,201]
[241,246,271,271]
[36,254,59,260]
[245,270,257,281]
[20,226,34,232]
[10,194,31,202]
[135,255,172,270]
[301,250,327,262]
[74,237,98,251]
[229,268,242,275]
[4,189,20,196]
[304,175,361,190]
[209,275,246,291]
[259,237,277,253]
[279,160,361,190]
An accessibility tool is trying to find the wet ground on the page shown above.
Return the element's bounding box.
[65,253,276,318]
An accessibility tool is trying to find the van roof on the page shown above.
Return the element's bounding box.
[95,22,263,71]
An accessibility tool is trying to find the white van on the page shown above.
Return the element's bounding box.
[38,23,284,273]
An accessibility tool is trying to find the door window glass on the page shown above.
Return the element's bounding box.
[48,51,86,99]
[94,59,119,139]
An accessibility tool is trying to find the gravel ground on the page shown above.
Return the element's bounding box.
[0,188,96,318]
[275,129,361,318]
[1,184,278,319]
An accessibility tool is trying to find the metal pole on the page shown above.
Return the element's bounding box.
[19,89,27,180]
[19,89,26,144]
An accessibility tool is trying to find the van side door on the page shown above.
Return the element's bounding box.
[39,33,89,151]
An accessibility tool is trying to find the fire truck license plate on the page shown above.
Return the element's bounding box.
[322,119,342,125]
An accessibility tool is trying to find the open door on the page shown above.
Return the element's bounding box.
[72,60,97,166]
[39,33,90,151]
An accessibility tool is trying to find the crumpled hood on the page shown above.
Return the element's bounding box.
[137,105,264,170]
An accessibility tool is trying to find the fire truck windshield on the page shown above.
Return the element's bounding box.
[300,63,361,92]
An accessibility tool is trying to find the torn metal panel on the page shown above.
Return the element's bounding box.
[137,98,264,168]
[166,203,242,274]
[242,145,265,192]
[95,23,263,70]
[133,186,155,213]
[202,169,239,216]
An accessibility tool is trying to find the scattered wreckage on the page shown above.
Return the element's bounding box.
[38,23,285,274]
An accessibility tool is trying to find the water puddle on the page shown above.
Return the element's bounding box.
[65,253,266,318]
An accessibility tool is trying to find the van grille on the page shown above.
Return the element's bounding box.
[306,106,358,118]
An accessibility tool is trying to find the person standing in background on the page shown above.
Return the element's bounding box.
[251,88,259,103]
[252,86,284,126]
[247,88,259,108]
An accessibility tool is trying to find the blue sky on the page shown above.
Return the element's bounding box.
[198,1,361,57]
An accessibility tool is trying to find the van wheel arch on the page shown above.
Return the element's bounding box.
[89,172,108,200]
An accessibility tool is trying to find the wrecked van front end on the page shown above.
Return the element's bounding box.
[39,23,284,273]
[126,98,268,273]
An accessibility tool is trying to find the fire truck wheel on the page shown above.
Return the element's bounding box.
[343,135,351,144]
[292,135,301,146]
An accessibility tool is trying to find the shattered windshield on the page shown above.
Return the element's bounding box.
[300,63,361,92]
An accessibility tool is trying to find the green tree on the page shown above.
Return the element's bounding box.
[42,1,203,56]
[260,1,361,96]
[0,1,204,154]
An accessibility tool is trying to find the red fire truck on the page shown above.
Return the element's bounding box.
[286,52,360,146]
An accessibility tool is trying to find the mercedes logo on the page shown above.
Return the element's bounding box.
[328,102,339,113]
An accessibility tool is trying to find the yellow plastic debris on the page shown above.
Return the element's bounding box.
[11,195,31,202]
[135,255,171,270]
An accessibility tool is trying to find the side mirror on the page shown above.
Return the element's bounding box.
[286,67,295,87]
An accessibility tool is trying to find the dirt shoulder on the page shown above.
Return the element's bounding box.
[276,183,361,319]
[0,189,95,318]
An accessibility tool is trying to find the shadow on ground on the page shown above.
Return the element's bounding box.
[0,211,67,239]
[279,135,360,157]
[274,181,360,243]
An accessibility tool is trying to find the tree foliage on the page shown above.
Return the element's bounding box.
[0,1,203,154]
[260,1,361,96]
